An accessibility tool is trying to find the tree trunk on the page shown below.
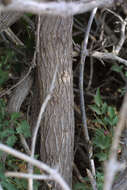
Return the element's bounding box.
[31,15,74,190]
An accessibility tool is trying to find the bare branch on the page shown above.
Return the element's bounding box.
[114,16,127,55]
[79,7,97,142]
[86,169,98,190]
[0,0,114,16]
[79,7,97,184]
[89,51,127,66]
[0,143,71,190]
[5,172,52,180]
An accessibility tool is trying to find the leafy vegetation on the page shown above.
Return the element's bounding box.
[0,98,32,189]
[0,99,31,147]
[90,89,118,161]
[74,88,119,190]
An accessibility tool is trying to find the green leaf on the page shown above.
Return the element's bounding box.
[108,106,115,119]
[103,117,109,125]
[93,129,111,150]
[7,159,19,170]
[95,118,105,126]
[95,152,108,161]
[1,129,15,138]
[95,128,104,136]
[33,181,40,190]
[96,172,104,190]
[89,105,102,115]
[73,183,88,190]
[14,178,27,189]
[94,88,102,107]
[96,172,104,182]
[112,116,118,126]
[111,64,123,73]
[1,181,17,190]
[6,135,17,147]
[0,163,6,181]
[0,69,9,86]
[11,112,21,121]
[16,120,31,138]
[101,102,108,114]
[125,71,127,77]
[0,99,6,120]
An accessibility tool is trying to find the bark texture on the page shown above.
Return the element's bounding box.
[112,168,127,190]
[31,15,74,190]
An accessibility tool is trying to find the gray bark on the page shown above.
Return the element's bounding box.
[112,168,127,190]
[31,15,74,190]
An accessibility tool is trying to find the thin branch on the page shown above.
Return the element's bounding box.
[0,184,3,190]
[86,169,98,190]
[5,172,52,180]
[89,51,127,66]
[114,16,127,55]
[20,134,31,155]
[74,47,127,67]
[4,27,24,46]
[73,163,86,183]
[79,7,97,183]
[0,143,71,190]
[103,93,127,190]
[79,7,97,142]
[0,0,115,16]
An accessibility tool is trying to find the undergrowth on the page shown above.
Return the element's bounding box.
[73,88,119,190]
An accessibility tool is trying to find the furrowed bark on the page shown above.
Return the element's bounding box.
[31,15,74,190]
